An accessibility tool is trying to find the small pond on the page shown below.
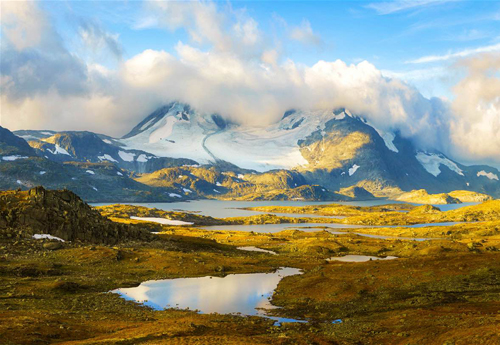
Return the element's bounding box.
[237,246,277,255]
[201,223,372,233]
[327,255,398,262]
[111,267,310,324]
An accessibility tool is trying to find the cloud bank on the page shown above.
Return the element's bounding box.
[0,1,499,166]
[449,53,500,165]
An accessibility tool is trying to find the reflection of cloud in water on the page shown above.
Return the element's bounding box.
[112,268,301,317]
[328,255,398,262]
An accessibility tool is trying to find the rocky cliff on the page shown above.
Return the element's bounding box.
[0,187,154,244]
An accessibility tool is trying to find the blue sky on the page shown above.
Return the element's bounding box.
[39,0,500,98]
[1,0,500,166]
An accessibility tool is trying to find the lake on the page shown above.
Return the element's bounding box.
[92,199,479,218]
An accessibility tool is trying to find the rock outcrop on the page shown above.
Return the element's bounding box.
[0,186,154,244]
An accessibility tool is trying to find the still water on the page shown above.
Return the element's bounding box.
[201,221,464,234]
[328,255,398,262]
[201,223,373,233]
[111,267,305,324]
[92,199,479,218]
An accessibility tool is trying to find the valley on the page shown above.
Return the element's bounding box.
[1,187,499,344]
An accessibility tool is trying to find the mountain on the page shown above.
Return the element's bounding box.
[135,166,349,201]
[4,101,500,200]
[118,103,500,198]
[0,126,37,157]
[1,127,193,202]
[396,189,493,205]
[16,130,197,173]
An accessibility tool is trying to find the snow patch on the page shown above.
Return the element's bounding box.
[379,132,398,153]
[213,189,221,193]
[103,139,112,144]
[16,180,22,185]
[117,171,123,176]
[237,174,244,179]
[86,170,95,175]
[140,117,156,131]
[118,151,135,162]
[216,182,222,186]
[92,186,98,191]
[33,234,65,242]
[49,145,71,156]
[130,216,193,226]
[149,116,177,143]
[169,193,182,198]
[2,155,28,161]
[39,171,46,175]
[363,119,399,153]
[98,154,118,163]
[333,112,346,120]
[137,154,149,163]
[416,152,464,177]
[348,164,360,176]
[477,170,499,181]
[183,188,192,193]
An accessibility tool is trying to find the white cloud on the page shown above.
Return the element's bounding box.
[407,42,500,64]
[78,20,123,60]
[290,20,322,46]
[366,0,455,15]
[233,18,260,46]
[141,0,230,51]
[449,53,500,164]
[382,66,446,81]
[0,1,48,50]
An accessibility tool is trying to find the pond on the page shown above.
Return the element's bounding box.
[111,267,309,324]
[327,255,398,262]
[200,221,465,235]
[237,246,277,255]
[200,223,373,233]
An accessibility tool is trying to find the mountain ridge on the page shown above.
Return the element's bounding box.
[5,102,500,200]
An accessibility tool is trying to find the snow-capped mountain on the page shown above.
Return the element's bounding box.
[15,129,197,173]
[6,102,500,199]
[120,102,226,165]
[118,104,386,172]
[117,103,500,197]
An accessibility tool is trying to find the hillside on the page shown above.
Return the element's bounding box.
[1,127,191,202]
[135,166,350,201]
[0,186,154,244]
[396,189,493,204]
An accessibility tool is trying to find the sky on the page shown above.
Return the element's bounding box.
[1,0,500,167]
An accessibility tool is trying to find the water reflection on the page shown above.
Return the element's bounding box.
[237,246,277,255]
[92,200,479,218]
[201,221,462,235]
[201,223,372,233]
[111,267,304,324]
[328,255,398,262]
